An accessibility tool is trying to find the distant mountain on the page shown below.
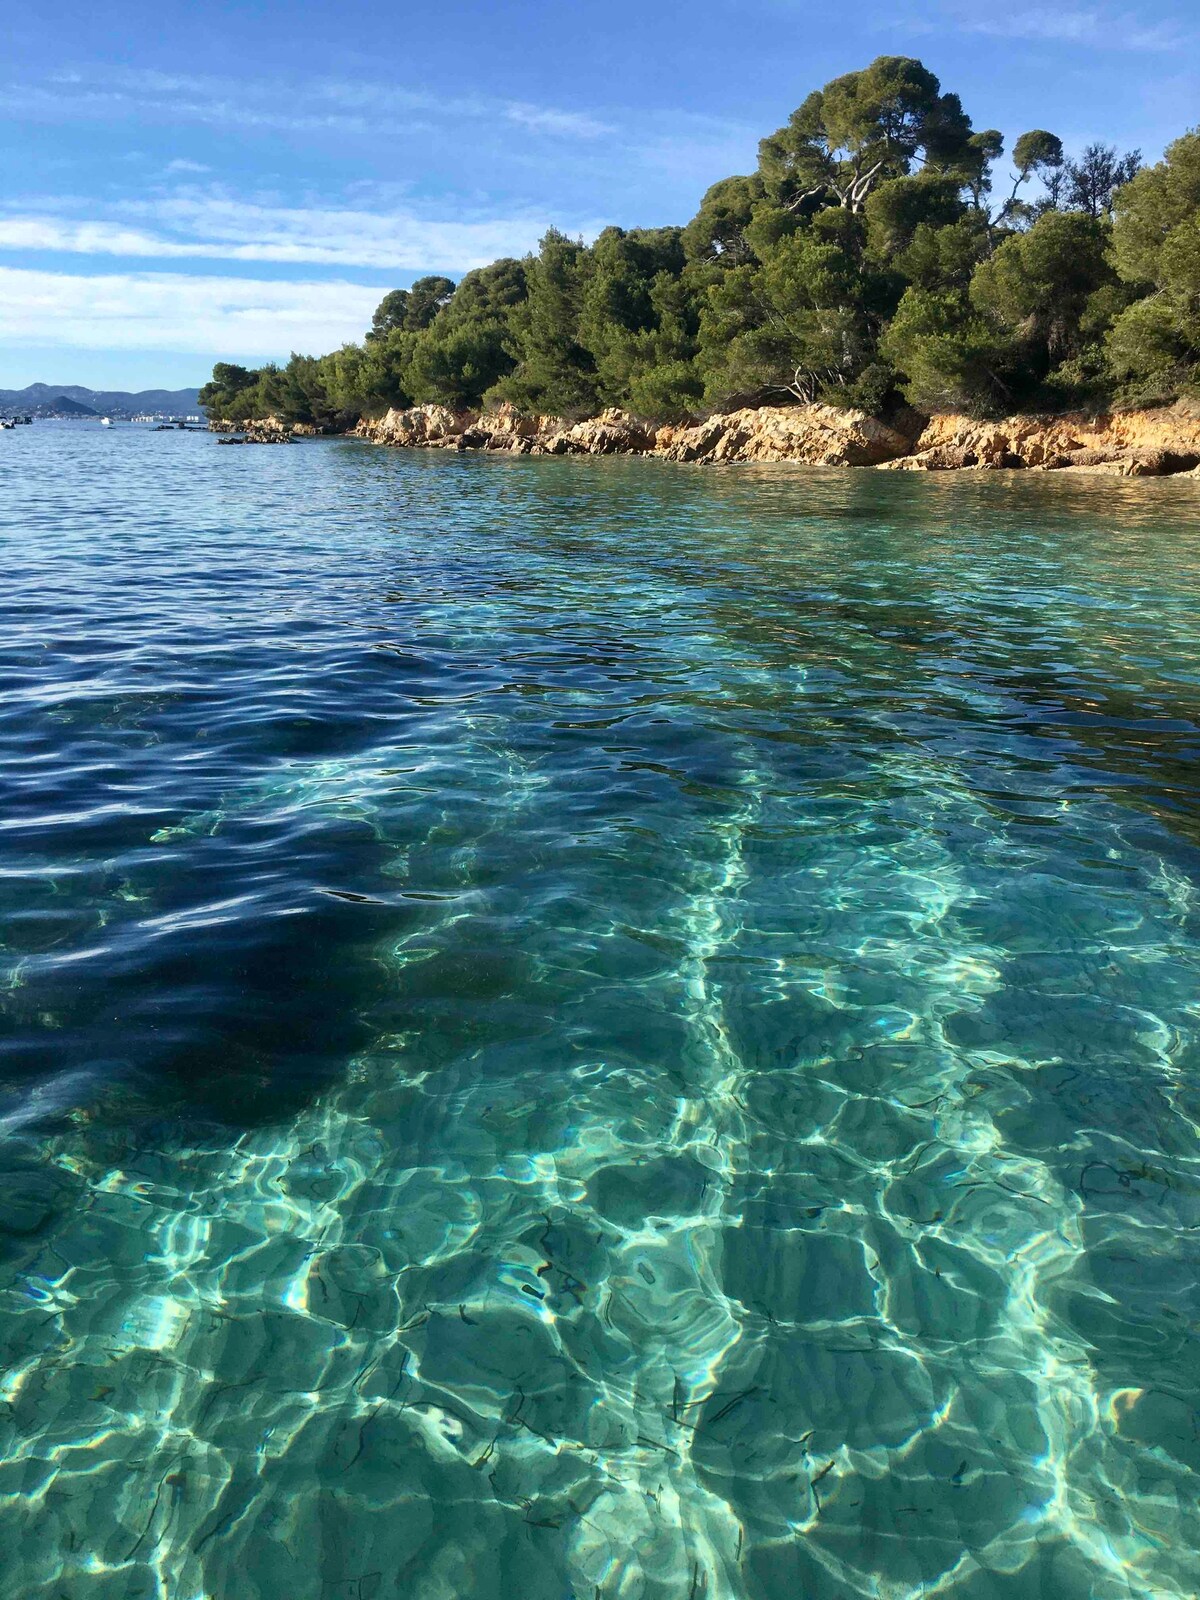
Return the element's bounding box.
[52,395,100,417]
[0,383,202,418]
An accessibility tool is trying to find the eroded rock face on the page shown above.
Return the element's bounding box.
[362,404,465,448]
[543,410,658,455]
[461,404,544,451]
[356,402,920,467]
[358,404,660,457]
[351,398,1200,477]
[656,404,921,466]
[885,403,1200,476]
[209,415,326,440]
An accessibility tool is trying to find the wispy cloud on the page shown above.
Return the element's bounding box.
[5,65,618,144]
[504,103,615,138]
[972,8,1180,48]
[968,7,1099,42]
[0,63,755,380]
[0,193,607,271]
[0,266,381,354]
[912,3,1191,51]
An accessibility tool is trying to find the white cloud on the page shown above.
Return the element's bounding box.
[8,66,618,143]
[0,195,599,271]
[968,7,1098,41]
[164,158,211,174]
[932,3,1188,50]
[0,219,179,255]
[503,103,616,138]
[0,267,381,355]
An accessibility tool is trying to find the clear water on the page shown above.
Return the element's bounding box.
[3,422,1200,1600]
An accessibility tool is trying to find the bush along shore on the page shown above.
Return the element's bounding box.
[201,55,1200,472]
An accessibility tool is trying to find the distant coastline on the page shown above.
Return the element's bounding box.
[0,383,202,421]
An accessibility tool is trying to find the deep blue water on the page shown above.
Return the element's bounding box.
[3,420,1200,1598]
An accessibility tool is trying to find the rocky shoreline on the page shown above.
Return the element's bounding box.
[352,400,1200,478]
[211,401,1200,477]
[210,419,325,444]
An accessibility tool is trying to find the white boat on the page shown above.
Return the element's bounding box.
[100,417,112,426]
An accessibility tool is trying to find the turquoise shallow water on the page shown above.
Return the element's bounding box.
[3,422,1200,1598]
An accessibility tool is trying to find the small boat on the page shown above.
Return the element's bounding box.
[100,417,112,427]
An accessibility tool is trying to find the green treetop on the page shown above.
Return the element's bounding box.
[757,57,975,215]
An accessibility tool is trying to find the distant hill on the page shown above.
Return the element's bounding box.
[0,383,202,418]
[51,395,100,417]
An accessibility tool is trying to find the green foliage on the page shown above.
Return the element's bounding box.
[697,214,889,406]
[197,362,259,419]
[577,227,694,407]
[625,358,704,421]
[406,259,528,407]
[1107,293,1200,400]
[682,175,766,264]
[880,287,1012,413]
[1112,132,1200,285]
[366,290,411,342]
[1108,133,1200,396]
[404,276,457,330]
[991,131,1064,225]
[864,175,965,259]
[757,57,974,215]
[201,66,1200,429]
[1064,144,1142,219]
[964,129,1004,209]
[489,230,600,415]
[971,211,1118,395]
[895,217,991,293]
[1013,130,1064,175]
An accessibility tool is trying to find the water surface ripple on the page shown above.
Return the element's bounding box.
[3,423,1200,1598]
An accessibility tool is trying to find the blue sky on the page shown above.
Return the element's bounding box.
[2,0,1196,390]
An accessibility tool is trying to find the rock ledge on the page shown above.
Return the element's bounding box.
[356,402,922,468]
[223,399,1200,478]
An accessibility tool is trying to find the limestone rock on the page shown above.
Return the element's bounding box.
[1122,447,1200,477]
[546,409,658,455]
[658,404,916,466]
[358,405,466,448]
[886,403,1200,476]
[460,403,545,451]
[354,397,1200,478]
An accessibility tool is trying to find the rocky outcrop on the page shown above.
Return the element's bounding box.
[306,398,1200,479]
[884,402,1200,476]
[218,432,293,445]
[543,410,658,455]
[209,416,324,440]
[657,404,922,466]
[365,405,463,447]
[355,401,922,467]
[363,403,657,456]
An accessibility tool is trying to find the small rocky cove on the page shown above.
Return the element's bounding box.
[211,400,1200,477]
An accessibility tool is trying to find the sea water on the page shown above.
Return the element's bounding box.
[2,421,1200,1598]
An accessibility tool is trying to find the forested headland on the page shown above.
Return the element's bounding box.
[200,56,1200,430]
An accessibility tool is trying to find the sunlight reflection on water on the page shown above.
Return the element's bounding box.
[2,425,1200,1598]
